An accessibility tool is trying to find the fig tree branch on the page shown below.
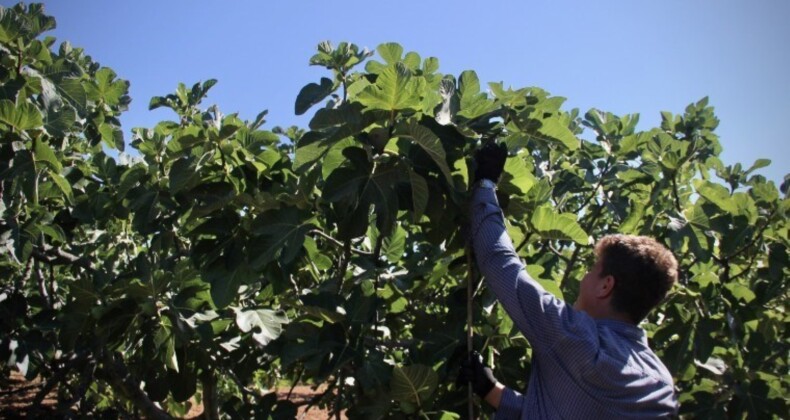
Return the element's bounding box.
[309,229,373,256]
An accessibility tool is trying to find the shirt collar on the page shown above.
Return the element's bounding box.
[597,319,648,344]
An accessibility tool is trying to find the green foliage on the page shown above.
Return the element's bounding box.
[1,4,788,418]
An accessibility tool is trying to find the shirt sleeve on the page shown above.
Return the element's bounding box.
[494,387,524,419]
[470,186,598,355]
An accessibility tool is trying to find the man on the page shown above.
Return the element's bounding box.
[460,142,679,419]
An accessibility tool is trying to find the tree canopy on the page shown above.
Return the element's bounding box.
[1,4,787,418]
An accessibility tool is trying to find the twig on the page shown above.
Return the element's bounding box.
[309,229,373,256]
[336,240,352,294]
[298,380,337,417]
[31,244,94,272]
[373,234,384,332]
[97,351,173,420]
[220,366,255,405]
[466,244,476,420]
[573,158,613,215]
[560,246,582,291]
[18,256,34,290]
[671,175,683,213]
[287,365,305,400]
[514,232,533,254]
[29,353,84,416]
[546,242,571,264]
[333,372,344,420]
[35,261,52,309]
[56,359,96,415]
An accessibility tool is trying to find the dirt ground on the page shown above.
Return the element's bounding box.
[1,371,346,419]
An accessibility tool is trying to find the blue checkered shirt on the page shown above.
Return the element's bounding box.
[471,185,678,419]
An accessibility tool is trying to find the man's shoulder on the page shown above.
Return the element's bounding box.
[589,321,674,385]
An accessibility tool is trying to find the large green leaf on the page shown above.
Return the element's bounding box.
[0,4,54,43]
[322,150,403,235]
[154,322,179,373]
[457,70,497,119]
[98,122,124,151]
[48,170,74,204]
[530,205,590,245]
[203,258,256,309]
[168,156,201,194]
[53,77,87,114]
[357,62,421,111]
[320,137,357,179]
[234,308,288,346]
[382,224,407,263]
[34,139,61,172]
[395,119,453,184]
[250,208,314,268]
[0,6,22,43]
[390,364,438,405]
[295,77,335,115]
[294,132,332,173]
[724,282,756,303]
[407,167,429,222]
[85,67,128,106]
[0,99,43,131]
[502,154,536,194]
[694,180,758,222]
[377,43,404,65]
[537,113,580,151]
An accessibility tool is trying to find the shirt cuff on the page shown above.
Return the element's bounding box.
[474,178,498,190]
[495,387,524,419]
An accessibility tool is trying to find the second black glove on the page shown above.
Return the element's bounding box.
[473,141,508,183]
[458,351,497,398]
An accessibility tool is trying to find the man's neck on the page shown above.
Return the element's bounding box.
[588,306,634,324]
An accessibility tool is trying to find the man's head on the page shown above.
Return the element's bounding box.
[574,234,678,324]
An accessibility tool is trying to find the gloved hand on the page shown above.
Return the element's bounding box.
[473,141,508,183]
[458,351,497,398]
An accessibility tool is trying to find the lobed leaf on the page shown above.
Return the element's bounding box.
[390,364,438,405]
[357,63,421,111]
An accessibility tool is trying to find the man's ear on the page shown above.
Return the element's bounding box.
[597,275,616,299]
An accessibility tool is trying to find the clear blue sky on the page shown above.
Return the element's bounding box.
[12,0,789,183]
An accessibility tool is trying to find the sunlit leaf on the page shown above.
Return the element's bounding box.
[357,63,421,111]
[0,99,43,131]
[234,308,289,346]
[530,205,590,245]
[390,364,438,405]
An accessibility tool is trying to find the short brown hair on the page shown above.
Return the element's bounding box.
[594,234,678,323]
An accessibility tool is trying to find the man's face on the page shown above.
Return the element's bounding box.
[573,259,605,312]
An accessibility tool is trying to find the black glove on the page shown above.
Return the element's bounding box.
[458,351,497,398]
[473,141,508,182]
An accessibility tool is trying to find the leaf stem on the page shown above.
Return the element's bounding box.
[560,246,582,291]
[671,174,683,213]
[341,70,348,103]
[573,157,612,215]
[336,240,352,293]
